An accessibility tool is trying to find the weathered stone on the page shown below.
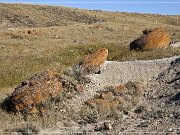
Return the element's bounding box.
[75,84,84,92]
[73,48,108,77]
[113,85,127,96]
[99,92,113,100]
[134,82,144,96]
[103,122,113,130]
[114,96,126,104]
[86,98,119,110]
[130,27,170,50]
[6,69,62,113]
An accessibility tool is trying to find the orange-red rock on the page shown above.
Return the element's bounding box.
[85,99,119,109]
[134,82,144,96]
[85,91,125,110]
[114,96,126,105]
[75,84,84,92]
[73,48,108,75]
[99,92,113,100]
[130,27,170,50]
[8,69,62,113]
[113,85,127,96]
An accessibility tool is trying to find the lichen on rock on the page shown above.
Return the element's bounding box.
[3,69,62,113]
[130,27,170,50]
[72,48,108,80]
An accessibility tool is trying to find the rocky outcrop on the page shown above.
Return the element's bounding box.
[4,69,62,113]
[73,48,108,77]
[130,27,170,50]
[157,57,180,88]
[85,97,120,110]
[85,82,145,111]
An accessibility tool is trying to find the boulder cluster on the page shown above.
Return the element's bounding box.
[85,82,144,111]
[3,48,108,113]
[2,27,173,113]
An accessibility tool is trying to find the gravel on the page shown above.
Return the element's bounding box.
[88,56,179,86]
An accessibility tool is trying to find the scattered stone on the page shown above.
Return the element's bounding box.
[130,27,170,50]
[114,96,126,104]
[122,114,129,120]
[113,84,127,96]
[137,120,150,128]
[170,41,180,48]
[134,106,145,114]
[85,98,119,110]
[1,45,5,49]
[99,91,113,100]
[60,109,66,113]
[103,122,112,130]
[168,128,174,132]
[75,84,84,92]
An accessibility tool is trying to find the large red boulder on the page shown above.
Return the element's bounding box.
[130,27,170,50]
[6,69,62,113]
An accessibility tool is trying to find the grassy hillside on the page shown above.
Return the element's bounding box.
[0,3,180,28]
[0,3,105,27]
[0,3,180,89]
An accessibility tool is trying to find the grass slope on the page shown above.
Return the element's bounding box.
[0,3,180,88]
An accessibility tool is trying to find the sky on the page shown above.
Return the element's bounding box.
[0,0,180,15]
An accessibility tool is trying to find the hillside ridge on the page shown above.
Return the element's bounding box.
[0,3,180,28]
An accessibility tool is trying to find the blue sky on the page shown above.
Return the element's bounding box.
[0,0,180,15]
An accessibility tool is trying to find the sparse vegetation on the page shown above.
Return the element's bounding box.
[0,43,179,88]
[0,4,179,89]
[82,81,144,123]
[0,3,180,133]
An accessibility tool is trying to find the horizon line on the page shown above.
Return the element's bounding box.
[1,2,180,4]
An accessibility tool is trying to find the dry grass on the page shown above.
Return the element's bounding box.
[0,3,180,132]
[0,42,180,88]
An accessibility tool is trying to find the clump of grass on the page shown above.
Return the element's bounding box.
[58,73,79,100]
[78,105,99,125]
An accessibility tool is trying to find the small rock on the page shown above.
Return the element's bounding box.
[169,114,174,117]
[60,109,66,113]
[168,128,173,132]
[99,92,113,100]
[1,45,5,49]
[159,103,165,107]
[75,84,84,92]
[113,85,127,96]
[122,114,128,120]
[103,122,112,130]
